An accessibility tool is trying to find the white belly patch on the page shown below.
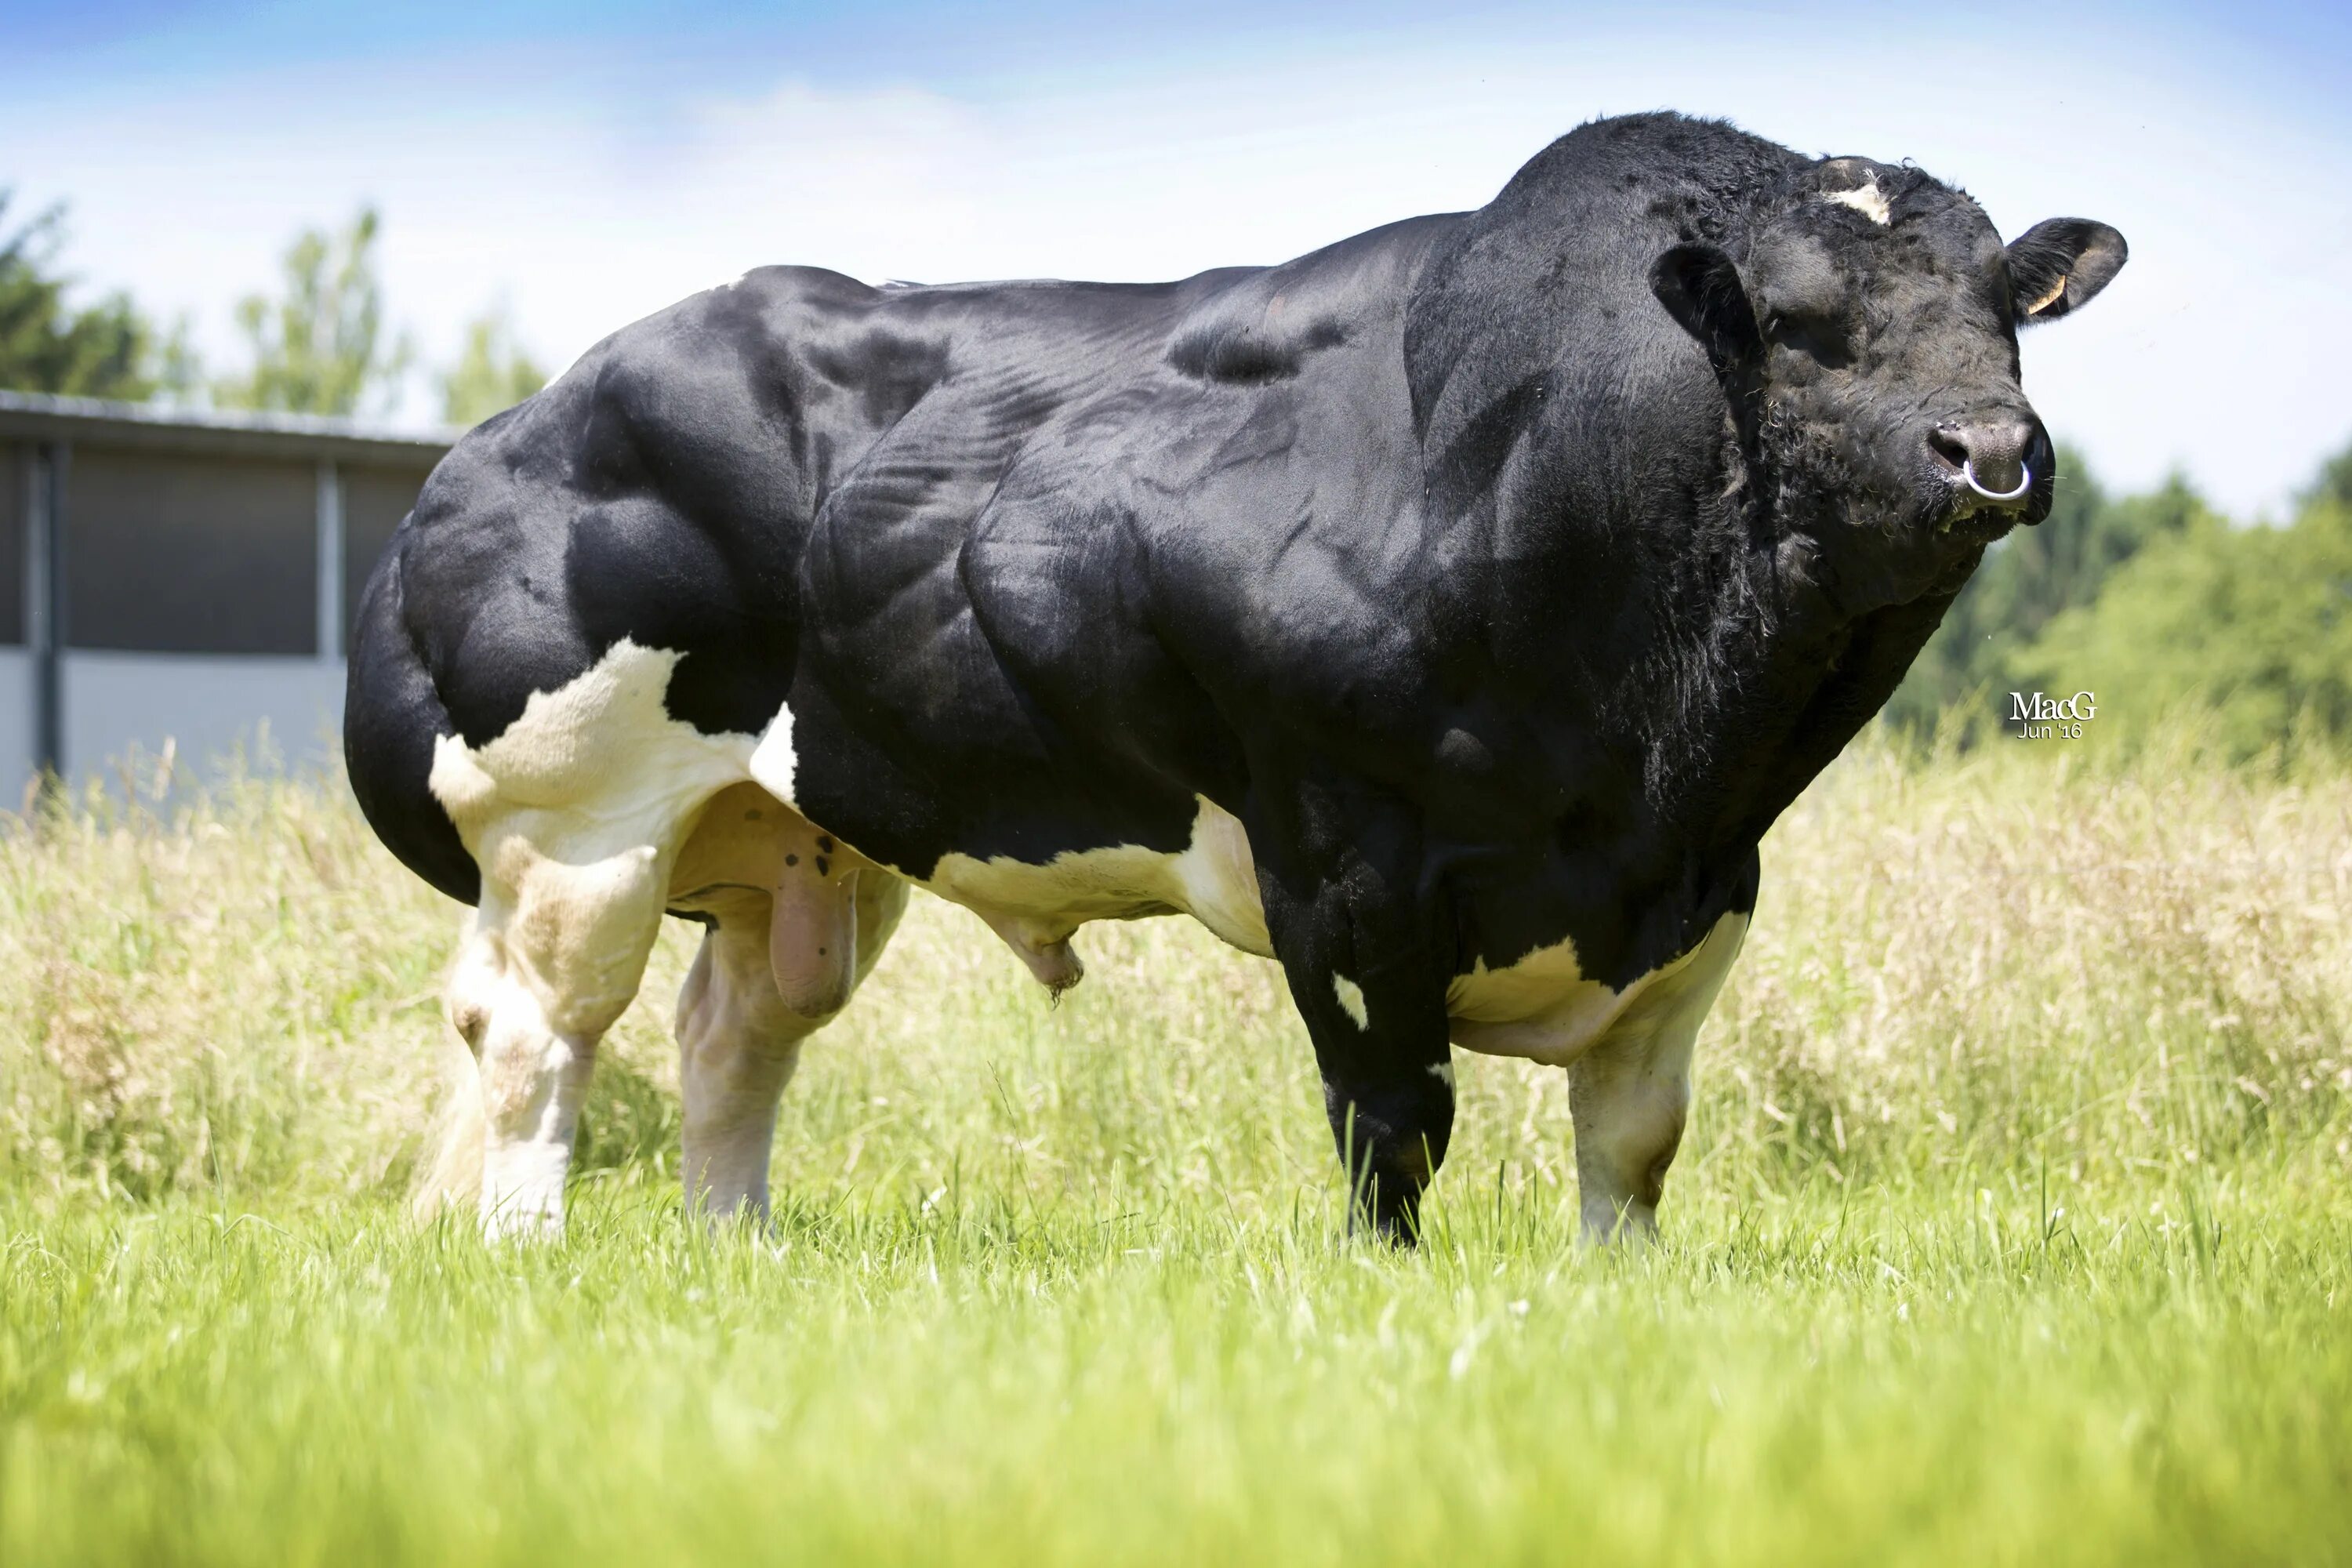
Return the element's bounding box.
[921,796,1274,967]
[1446,912,1749,1066]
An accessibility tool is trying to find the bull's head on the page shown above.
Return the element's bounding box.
[1650,156,2125,612]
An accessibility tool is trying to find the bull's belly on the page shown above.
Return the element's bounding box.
[920,807,1748,1071]
[916,798,1274,984]
[419,639,1745,1065]
[1443,911,1749,1065]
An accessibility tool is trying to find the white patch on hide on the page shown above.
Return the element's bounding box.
[426,639,760,854]
[747,700,799,804]
[1164,799,1271,956]
[1428,1058,1455,1089]
[922,796,1272,984]
[1824,180,1891,225]
[1332,974,1370,1031]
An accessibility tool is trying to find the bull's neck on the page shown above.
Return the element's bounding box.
[1479,440,1950,873]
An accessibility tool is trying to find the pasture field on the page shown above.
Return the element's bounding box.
[2,735,2349,1566]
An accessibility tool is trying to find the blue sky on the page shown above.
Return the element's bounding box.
[7,0,2349,515]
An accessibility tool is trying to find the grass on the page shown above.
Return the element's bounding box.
[2,733,2350,1565]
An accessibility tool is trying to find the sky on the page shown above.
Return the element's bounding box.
[5,0,2349,517]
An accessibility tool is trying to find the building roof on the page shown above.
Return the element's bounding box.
[0,389,459,466]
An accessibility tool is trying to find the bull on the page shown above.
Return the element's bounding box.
[346,111,2125,1241]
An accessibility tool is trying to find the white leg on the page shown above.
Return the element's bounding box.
[1569,916,1745,1243]
[1570,1025,1695,1242]
[668,784,909,1222]
[416,641,789,1237]
[445,840,670,1240]
[676,917,812,1220]
[677,869,913,1222]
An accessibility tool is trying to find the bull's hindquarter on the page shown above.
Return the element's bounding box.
[349,115,1980,1243]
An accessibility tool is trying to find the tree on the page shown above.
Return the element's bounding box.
[441,305,547,426]
[1882,446,2197,740]
[2301,437,2352,512]
[2016,451,2352,763]
[0,190,169,400]
[214,206,412,416]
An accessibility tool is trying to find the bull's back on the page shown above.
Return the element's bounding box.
[344,250,1416,903]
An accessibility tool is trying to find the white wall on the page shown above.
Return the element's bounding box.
[59,652,345,788]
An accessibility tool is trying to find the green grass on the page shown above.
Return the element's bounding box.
[6,1185,2349,1566]
[3,735,2350,1564]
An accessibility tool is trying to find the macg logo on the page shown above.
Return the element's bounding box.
[2009,690,2097,740]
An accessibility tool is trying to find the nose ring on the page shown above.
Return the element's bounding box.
[1962,459,2032,502]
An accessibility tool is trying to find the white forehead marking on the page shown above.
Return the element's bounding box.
[1825,180,1891,226]
[1332,973,1370,1031]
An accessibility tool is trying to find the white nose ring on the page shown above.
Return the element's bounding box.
[1962,459,2032,502]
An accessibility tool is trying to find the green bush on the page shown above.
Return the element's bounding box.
[2017,495,2352,764]
[1889,437,2352,763]
[1884,451,2200,741]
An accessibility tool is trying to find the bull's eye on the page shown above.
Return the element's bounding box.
[1765,306,1855,369]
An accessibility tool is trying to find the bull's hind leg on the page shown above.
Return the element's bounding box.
[423,640,763,1239]
[670,784,909,1221]
[445,832,673,1238]
[673,914,809,1218]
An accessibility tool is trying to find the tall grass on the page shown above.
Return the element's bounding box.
[2,733,2343,1223]
[2,732,2348,1565]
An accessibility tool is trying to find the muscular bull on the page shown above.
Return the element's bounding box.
[346,111,2125,1241]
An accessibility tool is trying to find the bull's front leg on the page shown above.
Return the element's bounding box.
[1310,989,1457,1245]
[1566,1024,1693,1243]
[1257,809,1457,1245]
[1568,913,1748,1243]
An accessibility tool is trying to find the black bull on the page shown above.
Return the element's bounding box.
[346,112,2125,1240]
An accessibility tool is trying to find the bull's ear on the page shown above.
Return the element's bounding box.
[1650,243,1762,368]
[2005,219,2127,325]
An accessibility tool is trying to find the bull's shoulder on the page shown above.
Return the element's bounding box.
[1163,214,1462,387]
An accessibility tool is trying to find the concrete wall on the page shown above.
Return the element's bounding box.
[0,412,445,796]
[60,652,346,786]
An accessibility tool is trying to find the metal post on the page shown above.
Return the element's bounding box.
[24,439,64,781]
[17,441,37,788]
[316,459,343,660]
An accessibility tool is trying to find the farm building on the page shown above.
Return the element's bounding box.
[0,390,453,792]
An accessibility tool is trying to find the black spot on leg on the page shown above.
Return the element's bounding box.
[815,855,831,876]
[785,853,798,866]
[817,947,827,956]
[746,808,762,821]
[815,835,834,853]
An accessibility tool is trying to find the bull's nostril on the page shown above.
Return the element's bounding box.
[1927,427,1969,473]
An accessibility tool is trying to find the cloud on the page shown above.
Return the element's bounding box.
[7,13,2349,514]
